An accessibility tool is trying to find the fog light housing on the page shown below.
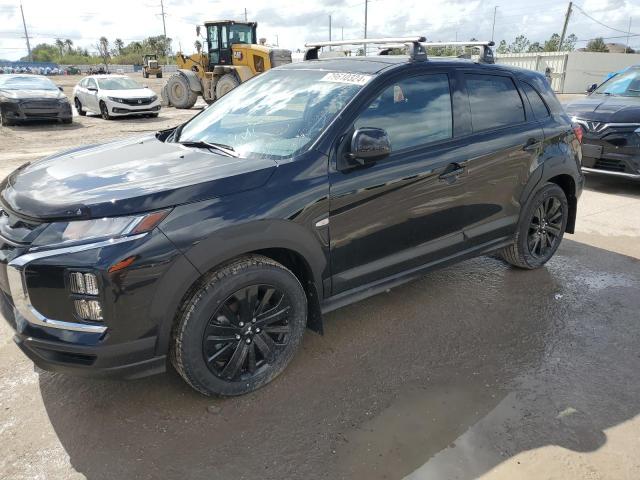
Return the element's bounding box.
[74,299,103,321]
[69,272,99,295]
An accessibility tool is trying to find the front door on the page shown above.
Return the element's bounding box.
[328,72,472,294]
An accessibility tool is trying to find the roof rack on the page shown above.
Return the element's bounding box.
[304,37,427,61]
[419,41,495,64]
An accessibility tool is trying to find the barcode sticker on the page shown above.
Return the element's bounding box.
[320,72,372,86]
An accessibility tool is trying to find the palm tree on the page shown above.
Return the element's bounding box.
[55,38,65,57]
[64,39,73,54]
[114,38,124,55]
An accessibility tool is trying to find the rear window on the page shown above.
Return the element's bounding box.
[521,82,550,120]
[465,74,525,132]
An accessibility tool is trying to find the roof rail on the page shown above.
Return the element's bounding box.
[419,41,495,64]
[304,37,427,61]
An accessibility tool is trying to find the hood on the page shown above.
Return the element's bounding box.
[1,135,277,220]
[0,89,67,101]
[565,94,640,123]
[102,88,156,99]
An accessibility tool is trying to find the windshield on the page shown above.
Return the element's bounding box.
[97,77,142,90]
[178,69,370,159]
[593,68,640,97]
[0,75,58,91]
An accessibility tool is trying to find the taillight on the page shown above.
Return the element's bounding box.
[572,124,583,144]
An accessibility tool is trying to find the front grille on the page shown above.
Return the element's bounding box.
[594,159,627,173]
[121,97,154,106]
[24,112,59,118]
[22,100,60,109]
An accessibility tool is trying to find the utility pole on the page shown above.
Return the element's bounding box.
[159,0,169,64]
[558,1,572,52]
[20,3,31,62]
[626,18,632,53]
[363,0,368,56]
[491,6,498,42]
[244,8,247,22]
[341,27,344,41]
[276,34,279,46]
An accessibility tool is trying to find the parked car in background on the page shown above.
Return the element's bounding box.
[567,65,640,180]
[0,74,72,126]
[0,40,583,396]
[73,74,161,120]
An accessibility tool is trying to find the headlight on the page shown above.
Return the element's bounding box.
[107,97,125,103]
[635,127,640,136]
[2,97,21,103]
[31,209,170,249]
[150,95,158,102]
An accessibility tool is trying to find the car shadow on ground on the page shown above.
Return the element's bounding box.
[37,239,640,480]
[584,173,640,198]
[1,120,83,132]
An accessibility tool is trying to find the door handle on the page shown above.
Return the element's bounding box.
[523,137,541,151]
[438,162,465,181]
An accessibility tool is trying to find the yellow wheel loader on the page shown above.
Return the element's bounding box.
[162,20,292,109]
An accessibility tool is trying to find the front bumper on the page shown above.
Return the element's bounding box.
[576,121,640,179]
[105,99,161,116]
[0,229,185,379]
[1,100,72,122]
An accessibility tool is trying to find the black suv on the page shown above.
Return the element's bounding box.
[0,43,583,396]
[566,65,640,179]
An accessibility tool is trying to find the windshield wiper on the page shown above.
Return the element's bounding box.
[178,140,239,157]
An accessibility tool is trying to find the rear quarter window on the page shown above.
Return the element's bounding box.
[465,74,525,132]
[521,82,550,120]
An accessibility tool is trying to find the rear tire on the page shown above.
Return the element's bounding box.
[171,255,307,396]
[166,73,198,109]
[215,73,240,99]
[500,183,568,269]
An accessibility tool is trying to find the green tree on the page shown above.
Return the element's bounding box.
[114,38,124,55]
[64,39,73,54]
[496,39,509,54]
[97,36,110,65]
[563,33,577,51]
[528,42,543,52]
[54,38,65,56]
[510,35,530,53]
[585,37,609,52]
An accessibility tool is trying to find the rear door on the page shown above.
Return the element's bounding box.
[454,71,545,246]
[328,70,475,294]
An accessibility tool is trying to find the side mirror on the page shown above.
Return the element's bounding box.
[347,128,391,165]
[586,83,597,93]
[58,86,63,92]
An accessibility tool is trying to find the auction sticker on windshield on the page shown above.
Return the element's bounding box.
[320,72,372,85]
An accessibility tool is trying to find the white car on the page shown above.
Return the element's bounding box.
[72,75,161,120]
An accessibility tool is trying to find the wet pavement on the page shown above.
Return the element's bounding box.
[0,175,639,479]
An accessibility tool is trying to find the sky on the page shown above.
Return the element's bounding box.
[0,0,639,61]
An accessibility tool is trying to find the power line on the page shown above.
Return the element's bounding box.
[573,4,639,36]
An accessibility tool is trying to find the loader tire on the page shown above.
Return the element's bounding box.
[166,74,198,109]
[215,73,240,99]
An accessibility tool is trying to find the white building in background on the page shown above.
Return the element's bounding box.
[495,51,640,93]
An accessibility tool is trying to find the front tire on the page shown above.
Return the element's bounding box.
[166,73,198,109]
[171,255,307,396]
[215,73,240,99]
[99,101,111,120]
[500,183,568,269]
[74,97,86,116]
[0,108,14,126]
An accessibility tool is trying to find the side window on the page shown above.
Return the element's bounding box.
[220,26,228,49]
[87,78,97,89]
[354,74,453,151]
[465,74,525,132]
[79,78,87,87]
[521,82,550,120]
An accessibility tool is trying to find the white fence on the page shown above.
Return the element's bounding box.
[59,64,179,74]
[495,51,640,93]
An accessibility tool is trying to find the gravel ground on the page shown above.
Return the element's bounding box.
[1,79,639,480]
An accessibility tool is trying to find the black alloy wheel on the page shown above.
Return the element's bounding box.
[202,284,292,381]
[527,196,563,258]
[500,183,568,269]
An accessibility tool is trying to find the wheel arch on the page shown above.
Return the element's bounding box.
[546,173,577,234]
[153,225,327,357]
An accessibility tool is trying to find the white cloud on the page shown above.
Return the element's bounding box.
[0,0,639,61]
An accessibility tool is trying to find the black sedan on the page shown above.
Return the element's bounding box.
[566,66,640,180]
[0,75,72,126]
